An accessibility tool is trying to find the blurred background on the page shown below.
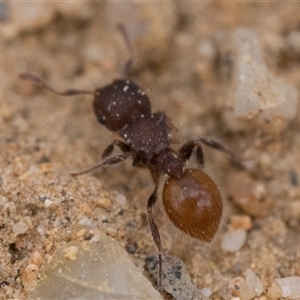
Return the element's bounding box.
[1,2,300,299]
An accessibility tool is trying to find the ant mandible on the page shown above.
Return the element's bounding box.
[20,25,238,290]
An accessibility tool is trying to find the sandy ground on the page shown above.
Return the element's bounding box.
[1,3,300,299]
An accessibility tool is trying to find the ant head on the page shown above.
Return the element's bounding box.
[93,79,151,131]
[163,168,223,242]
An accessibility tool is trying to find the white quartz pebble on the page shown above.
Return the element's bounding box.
[276,276,300,298]
[221,229,247,252]
[245,268,264,296]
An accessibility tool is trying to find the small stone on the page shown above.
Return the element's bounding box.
[76,229,86,238]
[89,233,101,244]
[13,221,29,236]
[39,195,47,203]
[29,235,162,299]
[227,171,273,217]
[245,268,264,296]
[229,276,256,300]
[276,276,300,298]
[267,282,282,299]
[24,216,33,229]
[21,264,39,283]
[29,251,43,267]
[39,163,53,173]
[230,215,253,231]
[97,197,112,209]
[197,39,216,60]
[80,203,92,215]
[78,216,96,229]
[200,287,212,298]
[125,242,138,254]
[4,285,14,297]
[223,28,298,134]
[221,229,247,252]
[44,199,53,208]
[233,28,298,121]
[115,194,126,207]
[146,255,206,300]
[64,246,79,261]
[37,225,45,235]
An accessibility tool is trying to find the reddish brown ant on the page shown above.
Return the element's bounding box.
[20,25,238,290]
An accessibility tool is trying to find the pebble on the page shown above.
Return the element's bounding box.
[13,220,29,236]
[197,39,216,60]
[276,276,300,298]
[39,163,53,173]
[146,255,206,300]
[22,264,39,283]
[37,225,45,235]
[245,268,263,296]
[200,287,213,298]
[222,28,298,134]
[230,215,253,231]
[221,229,247,252]
[78,216,96,229]
[64,246,79,261]
[28,235,162,299]
[75,229,86,238]
[24,216,33,229]
[227,171,273,217]
[89,233,101,244]
[232,28,298,121]
[28,251,43,267]
[115,194,126,207]
[80,203,92,215]
[97,197,112,209]
[267,281,282,298]
[228,276,256,300]
[44,199,53,208]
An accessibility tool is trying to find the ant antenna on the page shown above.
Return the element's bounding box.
[19,73,94,96]
[117,23,136,77]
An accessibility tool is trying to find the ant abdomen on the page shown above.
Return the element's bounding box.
[93,79,151,131]
[163,168,223,242]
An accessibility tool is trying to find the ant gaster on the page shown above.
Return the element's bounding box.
[20,25,237,290]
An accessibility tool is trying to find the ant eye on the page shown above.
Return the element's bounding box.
[163,169,223,242]
[97,114,106,125]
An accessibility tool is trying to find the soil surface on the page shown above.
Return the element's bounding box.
[1,3,300,300]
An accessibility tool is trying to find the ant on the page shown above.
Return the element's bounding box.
[20,25,238,290]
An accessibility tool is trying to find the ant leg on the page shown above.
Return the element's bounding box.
[19,73,94,96]
[101,140,132,159]
[178,137,241,168]
[178,139,205,168]
[198,137,241,165]
[71,152,133,177]
[147,173,163,291]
